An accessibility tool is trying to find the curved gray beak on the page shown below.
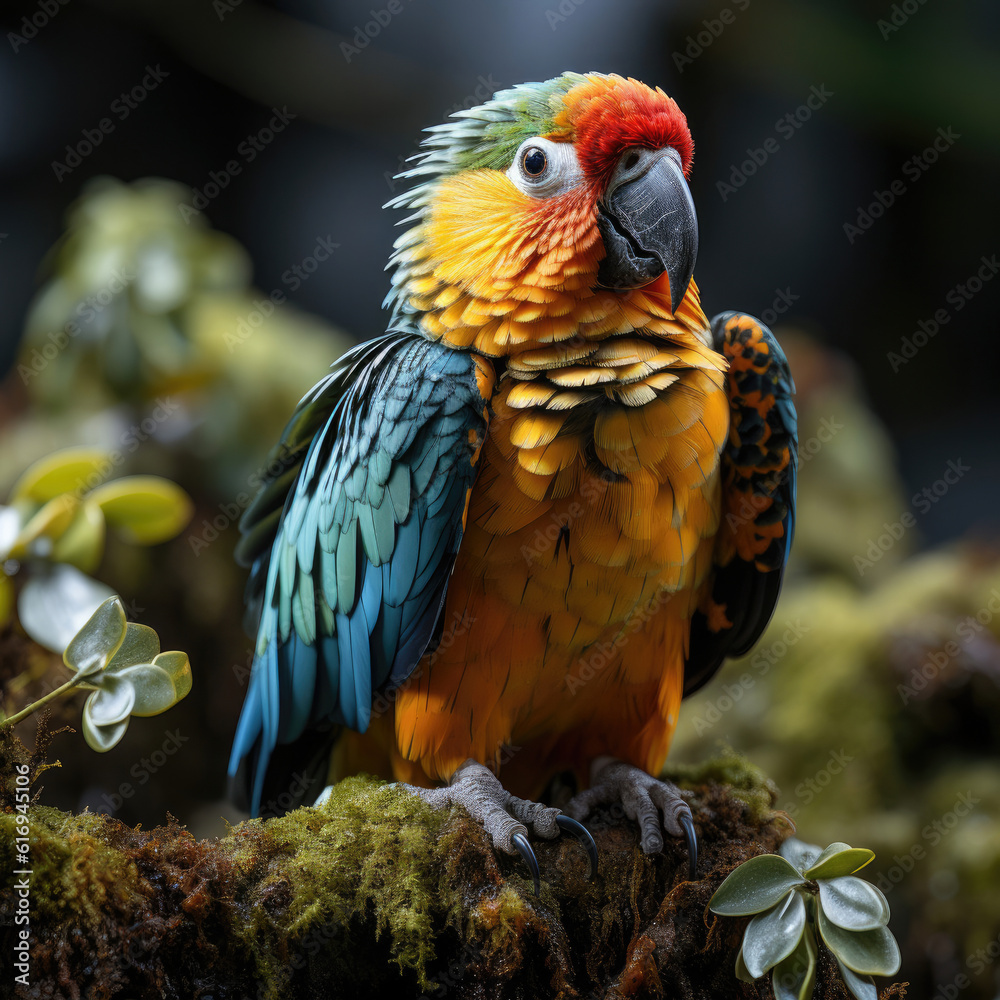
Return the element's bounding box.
[596,146,698,312]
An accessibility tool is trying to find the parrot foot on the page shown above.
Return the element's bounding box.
[406,758,597,895]
[565,756,698,880]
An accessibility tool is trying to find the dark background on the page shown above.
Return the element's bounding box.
[1,0,998,544]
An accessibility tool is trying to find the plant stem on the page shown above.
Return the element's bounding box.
[1,676,80,728]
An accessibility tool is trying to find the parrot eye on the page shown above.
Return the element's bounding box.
[522,147,547,176]
[506,136,584,199]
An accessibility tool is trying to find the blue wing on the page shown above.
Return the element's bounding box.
[229,334,490,815]
[684,311,798,696]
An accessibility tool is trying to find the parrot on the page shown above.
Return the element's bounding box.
[228,71,797,892]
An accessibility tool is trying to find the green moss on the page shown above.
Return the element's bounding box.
[231,776,447,990]
[8,765,865,998]
[664,746,782,825]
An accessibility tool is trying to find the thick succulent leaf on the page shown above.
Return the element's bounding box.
[85,674,137,726]
[118,651,192,716]
[10,448,111,503]
[106,622,161,671]
[150,650,193,702]
[819,877,890,931]
[803,843,874,879]
[710,855,807,916]
[735,946,755,983]
[772,925,817,1000]
[10,494,80,559]
[50,500,106,573]
[742,889,807,978]
[818,907,901,976]
[0,505,21,559]
[779,838,824,875]
[20,566,117,654]
[0,573,12,628]
[81,708,130,752]
[62,595,128,676]
[88,476,193,545]
[836,958,878,1000]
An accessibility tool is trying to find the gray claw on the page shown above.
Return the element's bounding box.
[679,811,698,880]
[556,814,598,879]
[512,831,540,895]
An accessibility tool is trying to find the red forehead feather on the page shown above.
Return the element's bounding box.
[557,76,694,191]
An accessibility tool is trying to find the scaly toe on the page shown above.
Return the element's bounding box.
[567,758,699,878]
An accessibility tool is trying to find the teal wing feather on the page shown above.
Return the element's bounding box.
[228,334,489,815]
[685,311,798,696]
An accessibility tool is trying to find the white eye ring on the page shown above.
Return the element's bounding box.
[506,136,584,199]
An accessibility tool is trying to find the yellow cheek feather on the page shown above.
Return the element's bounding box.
[400,168,707,357]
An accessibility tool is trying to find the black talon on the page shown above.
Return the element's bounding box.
[556,814,599,879]
[679,812,698,880]
[511,831,541,896]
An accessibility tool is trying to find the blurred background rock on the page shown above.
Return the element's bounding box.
[0,2,997,997]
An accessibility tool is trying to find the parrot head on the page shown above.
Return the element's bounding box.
[386,72,704,356]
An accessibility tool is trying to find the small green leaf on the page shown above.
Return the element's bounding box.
[117,651,192,716]
[772,925,818,1000]
[10,448,111,503]
[50,500,106,573]
[63,595,127,676]
[742,889,807,978]
[19,566,116,654]
[779,837,823,875]
[81,709,130,752]
[106,621,161,671]
[735,946,755,984]
[710,854,807,916]
[84,675,136,726]
[818,906,901,976]
[88,476,193,545]
[836,958,878,1000]
[151,650,192,703]
[10,494,80,559]
[803,843,875,879]
[819,876,890,931]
